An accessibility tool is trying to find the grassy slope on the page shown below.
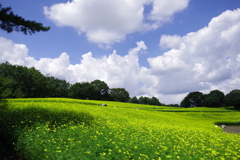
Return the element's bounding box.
[0,98,240,160]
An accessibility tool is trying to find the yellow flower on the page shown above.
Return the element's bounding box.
[101,152,106,156]
[166,155,172,158]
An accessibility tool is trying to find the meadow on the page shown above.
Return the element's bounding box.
[0,98,240,160]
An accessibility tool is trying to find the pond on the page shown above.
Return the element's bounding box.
[223,126,240,134]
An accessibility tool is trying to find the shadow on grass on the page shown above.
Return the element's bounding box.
[225,107,240,111]
[0,99,19,160]
[0,99,8,109]
[0,104,96,160]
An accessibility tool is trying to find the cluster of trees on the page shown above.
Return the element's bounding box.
[0,62,162,106]
[69,81,130,102]
[129,96,162,106]
[181,90,240,109]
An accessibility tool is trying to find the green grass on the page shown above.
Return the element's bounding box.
[0,98,240,160]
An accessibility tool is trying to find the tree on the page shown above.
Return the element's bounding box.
[0,76,13,98]
[0,76,9,107]
[45,76,70,98]
[0,3,50,34]
[210,90,224,105]
[0,62,47,98]
[138,96,150,104]
[129,96,139,103]
[205,94,221,107]
[90,80,109,100]
[109,88,130,102]
[26,67,48,97]
[224,89,240,110]
[181,91,204,108]
[69,82,97,100]
[0,76,24,98]
[149,97,161,106]
[0,76,24,107]
[204,90,224,107]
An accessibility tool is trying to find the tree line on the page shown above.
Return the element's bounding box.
[181,90,240,110]
[2,62,239,109]
[0,62,162,106]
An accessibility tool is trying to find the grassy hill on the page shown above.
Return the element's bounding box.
[0,98,240,159]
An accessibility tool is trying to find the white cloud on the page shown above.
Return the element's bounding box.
[67,41,150,96]
[148,48,186,75]
[148,0,190,28]
[0,37,36,67]
[34,53,71,80]
[159,35,182,49]
[43,0,145,44]
[43,0,190,45]
[154,8,240,97]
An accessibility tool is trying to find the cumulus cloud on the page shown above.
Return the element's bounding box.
[1,9,240,104]
[67,41,149,96]
[34,53,71,80]
[148,48,187,75]
[154,8,240,96]
[43,0,190,45]
[0,37,36,66]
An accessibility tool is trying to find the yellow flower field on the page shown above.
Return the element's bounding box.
[0,98,239,160]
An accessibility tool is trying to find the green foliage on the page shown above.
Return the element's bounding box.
[210,90,225,103]
[149,96,161,106]
[0,64,25,98]
[0,62,47,98]
[69,82,98,100]
[109,88,130,102]
[130,96,161,106]
[224,89,240,110]
[205,94,220,107]
[129,96,139,103]
[0,3,50,34]
[138,96,150,104]
[0,76,14,98]
[90,79,110,100]
[204,90,225,107]
[181,91,204,108]
[45,76,70,98]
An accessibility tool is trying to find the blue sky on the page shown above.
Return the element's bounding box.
[1,0,240,104]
